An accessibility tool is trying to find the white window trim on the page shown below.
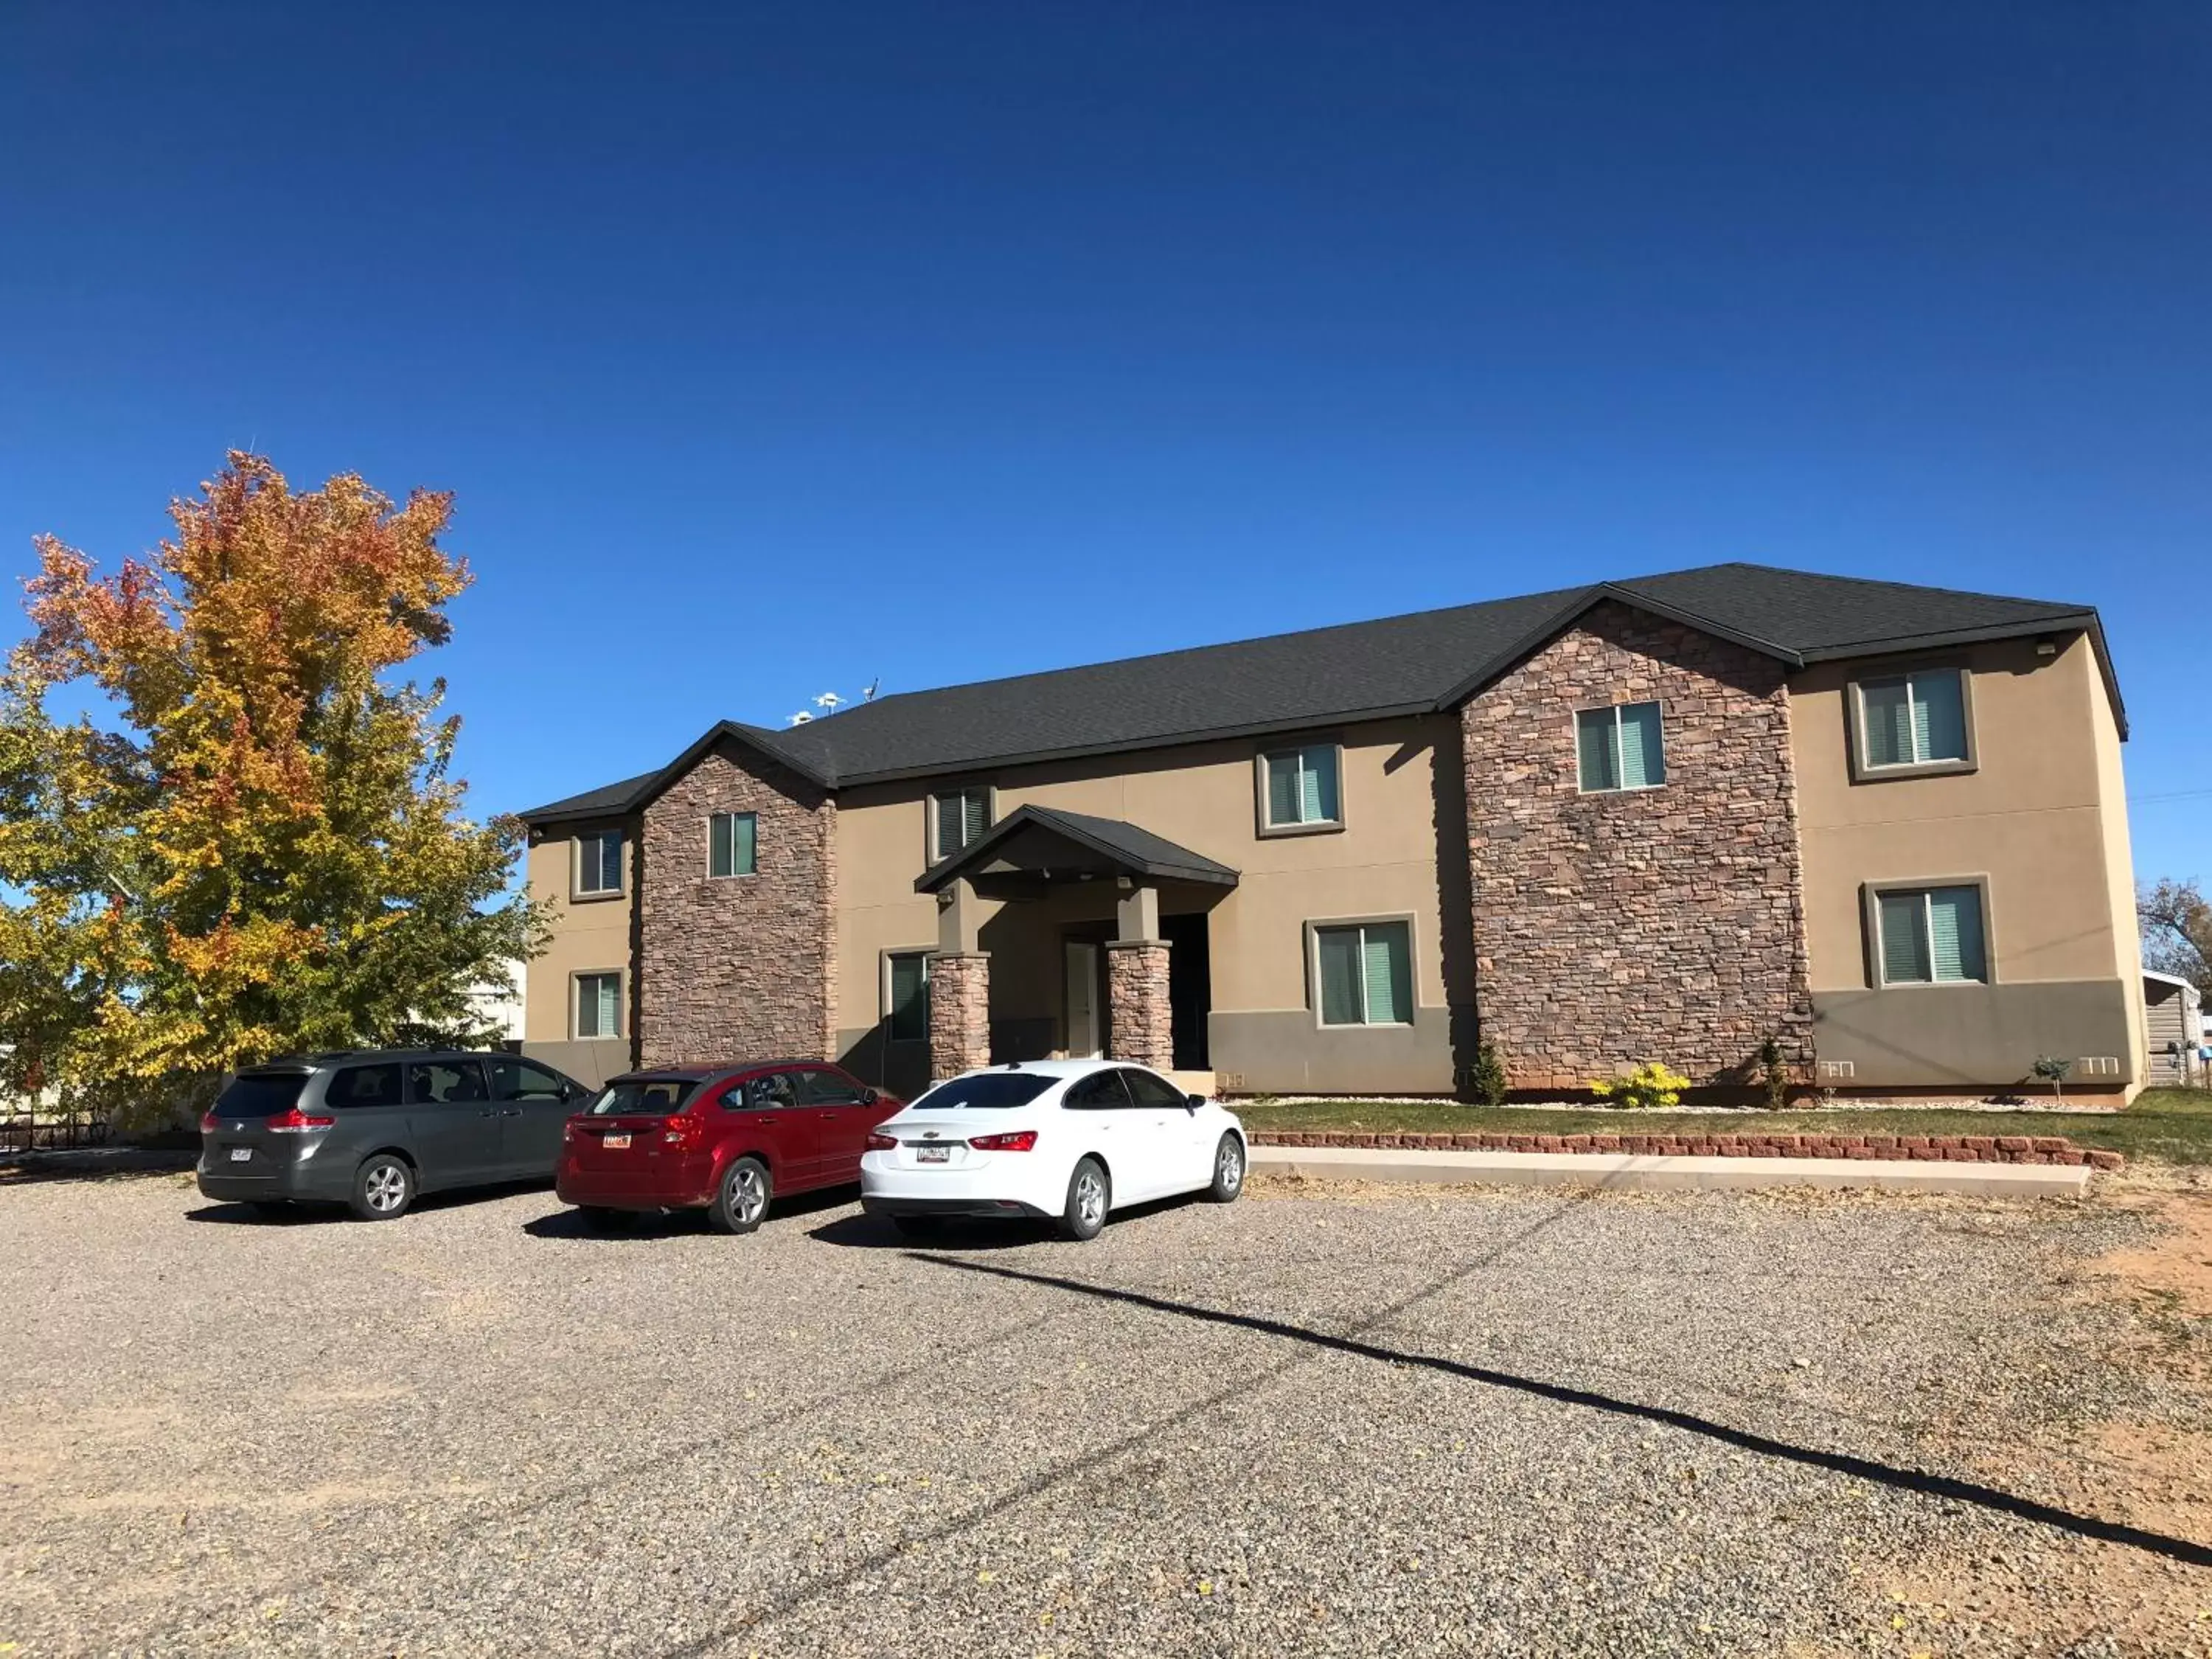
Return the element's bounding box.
[1574,701,1667,796]
[1256,741,1347,838]
[925,785,998,867]
[1304,913,1419,1030]
[706,810,759,880]
[1847,664,1978,782]
[572,969,625,1040]
[571,829,625,900]
[1862,877,1995,989]
[881,948,933,1045]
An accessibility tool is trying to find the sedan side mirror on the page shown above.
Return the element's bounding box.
[1186,1093,1206,1111]
[862,1088,880,1105]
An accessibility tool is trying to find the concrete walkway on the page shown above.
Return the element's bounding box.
[1250,1143,2096,1197]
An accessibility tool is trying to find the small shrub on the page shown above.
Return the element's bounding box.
[1759,1036,1789,1111]
[1589,1061,1693,1110]
[1468,1039,1509,1107]
[2031,1055,2073,1101]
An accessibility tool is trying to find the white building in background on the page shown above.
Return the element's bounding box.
[465,961,527,1046]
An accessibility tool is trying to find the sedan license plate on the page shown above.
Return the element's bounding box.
[228,1147,251,1163]
[603,1133,631,1150]
[917,1144,950,1164]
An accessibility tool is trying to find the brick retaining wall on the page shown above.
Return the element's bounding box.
[1250,1128,2123,1169]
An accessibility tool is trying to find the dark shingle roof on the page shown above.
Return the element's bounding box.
[916,805,1241,894]
[517,562,2116,821]
[515,769,661,827]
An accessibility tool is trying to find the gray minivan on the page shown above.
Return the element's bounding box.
[195,1049,591,1220]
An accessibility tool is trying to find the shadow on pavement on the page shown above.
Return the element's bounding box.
[526,1180,861,1241]
[1,1148,197,1187]
[806,1192,1203,1252]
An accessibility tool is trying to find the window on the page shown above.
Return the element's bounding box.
[736,1071,804,1109]
[886,952,931,1044]
[408,1060,489,1105]
[1314,921,1414,1027]
[1857,669,1970,773]
[1121,1068,1188,1109]
[213,1073,308,1116]
[1874,885,1989,985]
[575,971,622,1039]
[913,1071,1057,1110]
[576,830,624,896]
[708,811,757,877]
[799,1068,868,1107]
[489,1057,571,1102]
[1260,745,1342,831]
[325,1062,403,1108]
[591,1077,698,1116]
[931,787,992,862]
[1576,702,1666,793]
[1062,1070,1135,1110]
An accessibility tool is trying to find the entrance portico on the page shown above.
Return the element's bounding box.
[914,806,1238,1084]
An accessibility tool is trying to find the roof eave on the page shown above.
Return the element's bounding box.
[1793,611,2126,740]
[915,806,1239,894]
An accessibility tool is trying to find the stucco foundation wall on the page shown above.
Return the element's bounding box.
[1209,1007,1455,1093]
[637,738,836,1068]
[1811,981,2135,1090]
[1463,601,1815,1089]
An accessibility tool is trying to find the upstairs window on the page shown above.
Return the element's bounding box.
[1261,744,1342,831]
[575,830,624,896]
[1576,702,1665,793]
[931,787,992,863]
[1857,669,1970,773]
[1874,885,1988,985]
[708,811,757,877]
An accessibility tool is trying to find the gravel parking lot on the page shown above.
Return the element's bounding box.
[3,1164,2208,1657]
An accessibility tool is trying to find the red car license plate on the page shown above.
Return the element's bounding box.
[604,1133,631,1150]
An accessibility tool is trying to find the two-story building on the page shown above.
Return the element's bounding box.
[516,563,2146,1103]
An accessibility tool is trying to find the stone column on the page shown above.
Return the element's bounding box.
[927,952,991,1082]
[1107,878,1174,1070]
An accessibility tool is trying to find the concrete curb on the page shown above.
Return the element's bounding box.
[1250,1144,2096,1197]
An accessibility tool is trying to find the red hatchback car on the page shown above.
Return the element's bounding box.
[555,1060,902,1234]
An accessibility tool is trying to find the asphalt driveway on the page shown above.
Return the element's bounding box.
[2,1164,2207,1656]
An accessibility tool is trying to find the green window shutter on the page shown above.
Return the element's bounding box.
[1913,672,1968,763]
[1878,892,1932,983]
[1618,703,1663,788]
[1361,924,1411,1024]
[1926,886,1986,981]
[1862,680,1913,768]
[1316,928,1365,1024]
[1267,754,1302,826]
[1576,709,1618,790]
[732,813,757,875]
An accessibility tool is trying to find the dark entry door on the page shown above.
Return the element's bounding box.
[1161,912,1211,1071]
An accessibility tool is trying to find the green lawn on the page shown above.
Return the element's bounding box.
[1234,1087,2212,1164]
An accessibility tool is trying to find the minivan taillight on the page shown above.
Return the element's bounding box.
[969,1130,1038,1152]
[199,1109,219,1133]
[265,1107,336,1133]
[864,1132,897,1151]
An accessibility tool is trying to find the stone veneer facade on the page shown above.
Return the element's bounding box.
[1461,600,1815,1089]
[927,953,992,1081]
[1105,941,1174,1071]
[637,737,836,1067]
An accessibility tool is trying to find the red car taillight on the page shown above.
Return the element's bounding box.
[265,1107,336,1133]
[662,1113,705,1147]
[563,1118,580,1144]
[863,1132,897,1152]
[969,1130,1038,1152]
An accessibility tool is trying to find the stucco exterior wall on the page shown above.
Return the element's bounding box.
[521,819,635,1085]
[831,715,1465,1094]
[1461,600,1814,1090]
[1791,632,2140,1091]
[636,737,836,1068]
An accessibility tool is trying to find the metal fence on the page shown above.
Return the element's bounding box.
[0,1109,113,1152]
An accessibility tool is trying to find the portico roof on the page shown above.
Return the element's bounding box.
[914,805,1239,895]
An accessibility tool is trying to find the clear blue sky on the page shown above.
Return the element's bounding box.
[3,1,2205,883]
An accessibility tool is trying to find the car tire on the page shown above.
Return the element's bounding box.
[1206,1133,1245,1203]
[888,1213,943,1240]
[707,1156,771,1236]
[349,1155,415,1221]
[1059,1157,1110,1242]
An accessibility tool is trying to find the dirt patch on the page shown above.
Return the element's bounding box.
[2099,1183,2212,1322]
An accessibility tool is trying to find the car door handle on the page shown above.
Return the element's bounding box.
[500,1107,522,1118]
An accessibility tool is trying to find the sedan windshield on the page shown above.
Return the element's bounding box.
[908,1073,1056,1110]
[590,1078,701,1116]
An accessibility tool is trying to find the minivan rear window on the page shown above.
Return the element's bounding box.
[212,1073,308,1117]
[908,1073,1056,1110]
[590,1078,701,1116]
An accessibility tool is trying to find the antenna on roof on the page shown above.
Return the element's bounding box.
[787,710,814,726]
[862,678,880,703]
[813,690,844,714]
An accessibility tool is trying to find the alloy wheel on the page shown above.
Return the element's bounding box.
[1074,1169,1106,1229]
[731,1164,767,1225]
[1217,1139,1244,1194]
[366,1165,408,1213]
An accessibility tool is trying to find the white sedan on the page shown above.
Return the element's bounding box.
[859,1059,1247,1241]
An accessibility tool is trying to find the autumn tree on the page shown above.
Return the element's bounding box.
[2140,877,2212,995]
[0,454,543,1123]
